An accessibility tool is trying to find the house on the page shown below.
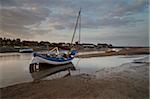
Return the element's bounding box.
[97,43,112,48]
[82,43,96,48]
[39,41,50,46]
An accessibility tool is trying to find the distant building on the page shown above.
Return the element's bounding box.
[0,37,114,51]
[74,43,97,50]
[6,39,11,45]
[0,38,2,47]
[97,43,112,48]
[1,38,7,46]
[39,41,50,46]
[16,38,20,42]
[81,43,97,48]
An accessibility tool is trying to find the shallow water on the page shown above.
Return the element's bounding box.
[0,53,148,88]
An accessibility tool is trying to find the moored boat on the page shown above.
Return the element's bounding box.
[31,49,77,65]
[31,9,81,65]
[19,48,33,53]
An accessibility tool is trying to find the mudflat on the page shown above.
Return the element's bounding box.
[1,61,149,99]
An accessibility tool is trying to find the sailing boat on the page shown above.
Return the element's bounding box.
[31,9,81,65]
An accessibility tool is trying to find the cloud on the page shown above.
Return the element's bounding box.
[0,0,148,46]
[109,0,148,17]
[1,0,147,32]
[0,3,51,38]
[1,0,20,7]
[54,25,66,30]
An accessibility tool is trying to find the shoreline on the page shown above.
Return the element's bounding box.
[0,47,149,58]
[76,47,149,58]
[1,59,149,99]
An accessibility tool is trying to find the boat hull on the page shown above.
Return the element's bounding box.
[31,56,73,65]
[31,50,77,65]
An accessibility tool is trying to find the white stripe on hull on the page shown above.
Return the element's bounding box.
[31,56,72,65]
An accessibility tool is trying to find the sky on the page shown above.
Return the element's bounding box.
[0,0,149,46]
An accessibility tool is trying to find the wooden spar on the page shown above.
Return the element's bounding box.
[50,47,59,54]
[70,9,81,49]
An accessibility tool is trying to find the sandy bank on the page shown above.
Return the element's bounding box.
[76,48,149,58]
[1,61,149,99]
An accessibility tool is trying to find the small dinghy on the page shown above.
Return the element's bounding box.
[31,47,77,65]
[19,48,33,53]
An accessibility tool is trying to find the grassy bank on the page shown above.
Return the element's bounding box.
[76,47,149,58]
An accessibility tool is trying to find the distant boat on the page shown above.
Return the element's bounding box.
[19,48,33,53]
[31,9,81,65]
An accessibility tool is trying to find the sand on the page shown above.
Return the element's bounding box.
[76,48,149,58]
[1,59,149,99]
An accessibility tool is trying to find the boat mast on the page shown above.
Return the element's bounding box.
[79,8,81,44]
[70,8,81,49]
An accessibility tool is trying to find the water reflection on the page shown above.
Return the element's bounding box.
[29,62,76,80]
[0,53,21,60]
